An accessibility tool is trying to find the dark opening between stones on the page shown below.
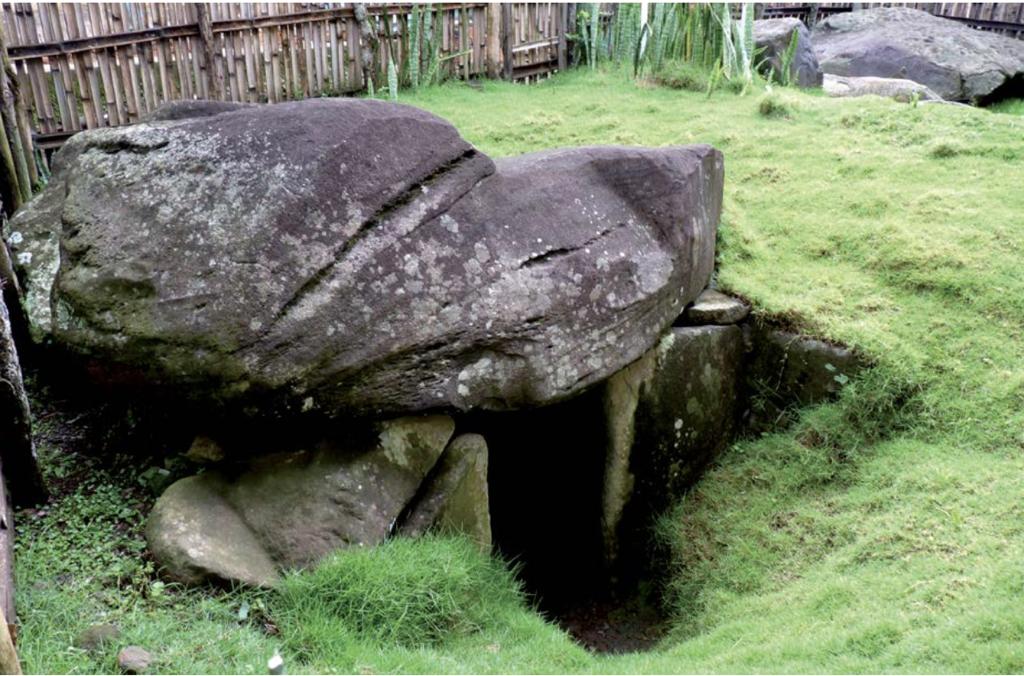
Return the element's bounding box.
[461,389,670,655]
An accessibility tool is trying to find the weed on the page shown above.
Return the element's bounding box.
[758,90,793,118]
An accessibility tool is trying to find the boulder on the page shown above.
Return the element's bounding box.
[145,473,280,587]
[7,98,722,418]
[680,288,750,326]
[823,73,943,102]
[812,8,1024,103]
[601,325,745,568]
[146,415,455,586]
[0,290,46,506]
[400,434,491,550]
[754,18,824,88]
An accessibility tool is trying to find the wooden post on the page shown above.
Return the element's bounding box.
[501,3,513,82]
[557,3,568,73]
[485,3,501,79]
[195,4,224,100]
[807,3,821,28]
[0,20,23,214]
[0,469,16,648]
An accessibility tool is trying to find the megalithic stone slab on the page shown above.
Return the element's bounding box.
[7,98,723,419]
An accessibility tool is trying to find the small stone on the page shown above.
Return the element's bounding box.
[681,289,750,326]
[117,646,153,674]
[185,436,225,464]
[73,624,120,651]
[138,467,174,497]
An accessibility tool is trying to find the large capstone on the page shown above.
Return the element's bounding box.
[812,7,1024,103]
[7,98,723,419]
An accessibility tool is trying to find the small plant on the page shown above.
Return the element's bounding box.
[388,60,399,101]
[778,29,801,87]
[758,90,793,119]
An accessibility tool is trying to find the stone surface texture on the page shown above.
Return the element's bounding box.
[117,646,153,674]
[754,18,824,88]
[813,8,1024,102]
[6,98,723,418]
[146,415,455,586]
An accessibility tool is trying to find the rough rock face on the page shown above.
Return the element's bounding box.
[753,18,824,88]
[146,415,455,586]
[823,73,943,102]
[812,8,1024,102]
[6,98,723,418]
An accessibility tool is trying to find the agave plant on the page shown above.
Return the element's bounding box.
[598,3,758,93]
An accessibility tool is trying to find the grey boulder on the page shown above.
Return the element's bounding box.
[812,8,1024,102]
[7,98,722,419]
[754,18,824,88]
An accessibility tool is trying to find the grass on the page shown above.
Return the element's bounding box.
[14,67,1024,673]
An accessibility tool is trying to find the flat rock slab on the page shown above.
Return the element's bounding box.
[7,98,723,419]
[680,289,750,326]
[813,7,1024,102]
[823,73,943,102]
[754,18,824,88]
[146,415,454,586]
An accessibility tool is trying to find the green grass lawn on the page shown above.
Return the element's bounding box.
[14,69,1024,674]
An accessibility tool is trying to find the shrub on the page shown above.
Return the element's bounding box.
[654,60,712,92]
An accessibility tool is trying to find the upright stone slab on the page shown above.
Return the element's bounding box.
[746,330,863,433]
[601,326,745,568]
[400,434,492,550]
[0,295,46,506]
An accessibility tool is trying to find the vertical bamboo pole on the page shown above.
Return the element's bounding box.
[196,3,224,100]
[501,3,513,81]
